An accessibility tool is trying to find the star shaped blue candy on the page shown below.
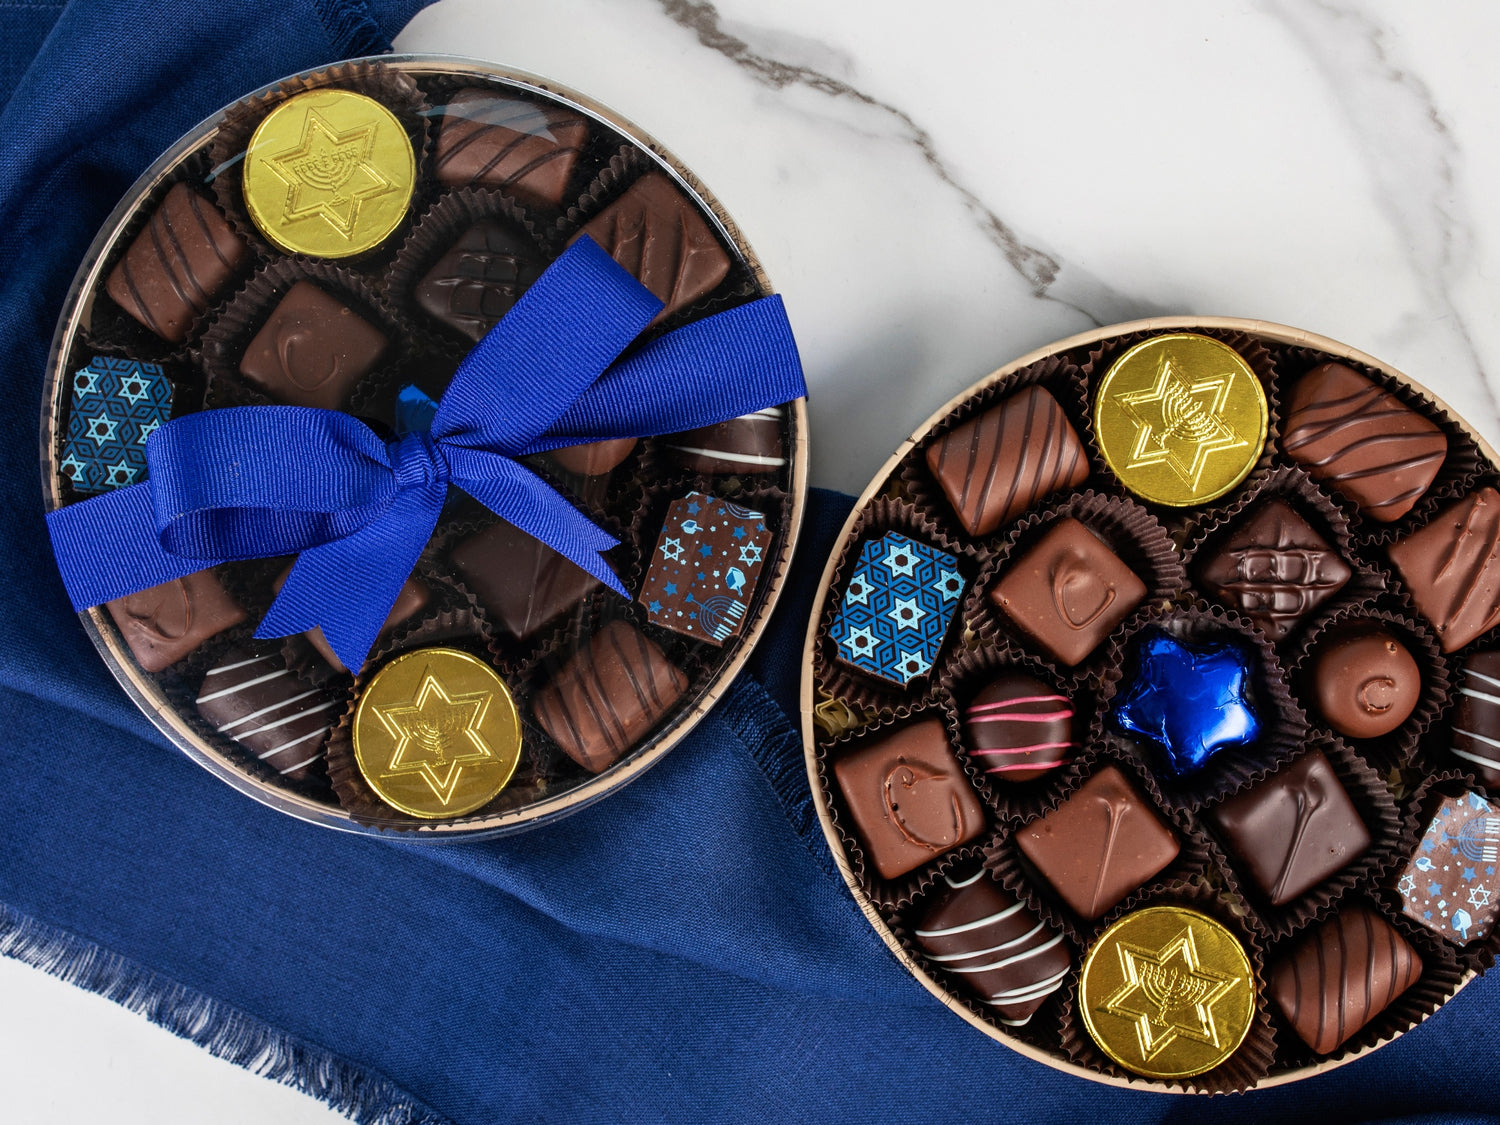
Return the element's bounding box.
[1110,628,1260,776]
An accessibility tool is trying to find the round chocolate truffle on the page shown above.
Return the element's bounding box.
[1309,626,1420,739]
[962,673,1076,782]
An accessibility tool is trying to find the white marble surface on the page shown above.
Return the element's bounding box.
[9,1,1500,1120]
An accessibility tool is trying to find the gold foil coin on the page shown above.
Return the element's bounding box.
[352,647,521,819]
[242,89,415,258]
[1078,905,1256,1080]
[1094,333,1268,507]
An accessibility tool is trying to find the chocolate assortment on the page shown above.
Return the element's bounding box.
[809,321,1498,1089]
[44,59,801,834]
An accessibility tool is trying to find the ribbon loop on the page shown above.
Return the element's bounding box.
[45,235,807,671]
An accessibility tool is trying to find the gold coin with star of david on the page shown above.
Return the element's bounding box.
[1094,333,1268,507]
[1078,905,1256,1079]
[242,88,416,258]
[352,647,521,819]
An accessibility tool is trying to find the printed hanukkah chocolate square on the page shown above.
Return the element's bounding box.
[1016,764,1179,920]
[1396,790,1500,945]
[1212,750,1370,906]
[832,720,985,880]
[637,493,772,646]
[989,518,1145,667]
[59,357,173,494]
[829,532,966,687]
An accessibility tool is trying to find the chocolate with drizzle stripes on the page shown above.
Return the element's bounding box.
[532,619,689,773]
[195,646,341,783]
[105,182,249,344]
[925,384,1089,539]
[433,89,590,208]
[1281,363,1446,524]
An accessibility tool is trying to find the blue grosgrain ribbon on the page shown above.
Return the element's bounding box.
[46,236,807,670]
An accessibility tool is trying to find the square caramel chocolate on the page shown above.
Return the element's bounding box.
[989,518,1145,666]
[239,281,387,409]
[832,720,985,881]
[1016,764,1179,920]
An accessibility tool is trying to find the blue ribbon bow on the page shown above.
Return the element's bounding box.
[46,236,807,670]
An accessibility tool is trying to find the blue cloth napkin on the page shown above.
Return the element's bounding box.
[3,2,1499,1122]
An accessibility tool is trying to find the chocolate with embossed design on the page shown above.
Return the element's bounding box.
[989,518,1145,667]
[532,619,688,773]
[832,720,985,881]
[914,870,1071,1026]
[1309,625,1420,739]
[1389,487,1500,652]
[1212,750,1370,906]
[105,568,247,674]
[239,281,387,409]
[433,89,589,207]
[1281,363,1445,523]
[1268,905,1421,1054]
[926,385,1089,538]
[570,172,730,326]
[1197,499,1351,642]
[1016,764,1179,920]
[105,183,249,344]
[415,219,546,342]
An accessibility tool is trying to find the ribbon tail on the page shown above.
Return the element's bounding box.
[255,481,446,671]
[45,483,228,609]
[449,450,625,597]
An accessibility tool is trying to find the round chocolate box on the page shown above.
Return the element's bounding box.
[40,56,807,837]
[802,317,1500,1091]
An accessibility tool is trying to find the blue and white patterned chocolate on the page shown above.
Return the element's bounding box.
[830,532,965,687]
[637,492,772,646]
[58,357,173,494]
[1396,789,1500,945]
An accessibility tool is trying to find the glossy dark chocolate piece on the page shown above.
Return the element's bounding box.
[274,567,428,673]
[1397,790,1500,945]
[1452,650,1500,786]
[450,521,599,641]
[667,408,786,475]
[1281,363,1445,523]
[1268,905,1421,1054]
[196,646,340,782]
[105,183,249,343]
[433,89,590,207]
[637,493,771,646]
[1388,487,1500,652]
[1212,750,1370,906]
[962,672,1076,782]
[832,720,985,880]
[1198,499,1351,642]
[532,620,688,773]
[105,569,247,673]
[1016,764,1178,920]
[989,518,1145,666]
[926,385,1089,538]
[1309,626,1420,739]
[239,281,387,409]
[914,870,1071,1026]
[415,219,546,342]
[571,172,730,325]
[549,438,637,477]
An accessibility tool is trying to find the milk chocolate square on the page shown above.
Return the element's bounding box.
[239,281,387,409]
[106,569,247,673]
[1389,488,1500,652]
[433,89,590,207]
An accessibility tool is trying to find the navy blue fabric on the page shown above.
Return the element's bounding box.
[2,3,1499,1122]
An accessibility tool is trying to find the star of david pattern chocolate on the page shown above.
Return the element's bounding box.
[829,532,965,687]
[59,357,173,494]
[1396,790,1500,945]
[637,493,773,646]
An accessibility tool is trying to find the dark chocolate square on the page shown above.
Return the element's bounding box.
[196,646,339,782]
[415,219,546,342]
[832,720,986,881]
[989,517,1145,666]
[1016,764,1179,920]
[1212,750,1370,906]
[239,281,387,409]
[451,521,599,641]
[637,492,772,646]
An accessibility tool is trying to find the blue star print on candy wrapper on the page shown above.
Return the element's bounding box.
[58,356,173,494]
[1110,628,1259,776]
[829,532,966,687]
[637,492,773,646]
[1397,789,1500,945]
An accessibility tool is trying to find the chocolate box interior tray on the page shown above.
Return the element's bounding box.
[801,317,1499,1091]
[40,55,807,838]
